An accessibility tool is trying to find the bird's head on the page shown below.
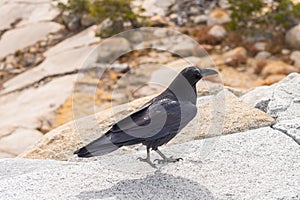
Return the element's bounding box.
[167,66,218,103]
[180,66,218,86]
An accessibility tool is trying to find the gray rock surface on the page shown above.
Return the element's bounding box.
[1,127,299,199]
[242,73,300,144]
[267,73,300,144]
[241,85,275,110]
[267,73,300,119]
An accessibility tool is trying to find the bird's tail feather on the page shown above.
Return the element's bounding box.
[74,134,121,157]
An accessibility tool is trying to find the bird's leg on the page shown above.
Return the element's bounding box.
[154,149,183,164]
[137,148,157,168]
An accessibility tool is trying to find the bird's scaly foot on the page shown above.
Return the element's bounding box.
[137,157,157,168]
[154,156,183,164]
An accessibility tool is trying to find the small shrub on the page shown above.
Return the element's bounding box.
[228,0,300,31]
[57,0,144,36]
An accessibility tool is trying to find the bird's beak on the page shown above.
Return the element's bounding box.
[200,68,218,77]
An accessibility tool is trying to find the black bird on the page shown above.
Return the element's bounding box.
[74,66,218,167]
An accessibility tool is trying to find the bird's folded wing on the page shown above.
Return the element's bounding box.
[108,100,196,144]
[145,101,197,141]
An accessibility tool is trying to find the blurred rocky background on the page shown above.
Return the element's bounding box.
[0,1,299,198]
[1,0,300,158]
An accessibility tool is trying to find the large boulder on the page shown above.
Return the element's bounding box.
[19,89,274,160]
[1,126,300,199]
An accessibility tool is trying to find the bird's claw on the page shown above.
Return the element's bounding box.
[137,157,157,168]
[136,157,144,161]
[154,156,183,164]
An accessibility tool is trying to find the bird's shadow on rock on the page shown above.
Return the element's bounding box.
[76,172,214,200]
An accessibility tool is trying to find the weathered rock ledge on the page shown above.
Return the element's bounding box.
[0,127,299,200]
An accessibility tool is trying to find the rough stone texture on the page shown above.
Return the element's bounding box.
[242,73,300,144]
[0,22,63,59]
[267,73,300,119]
[19,90,274,160]
[241,85,274,110]
[272,121,300,145]
[2,127,300,199]
[242,73,300,110]
[285,24,300,49]
[267,73,300,144]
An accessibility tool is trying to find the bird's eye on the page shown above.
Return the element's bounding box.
[196,73,202,79]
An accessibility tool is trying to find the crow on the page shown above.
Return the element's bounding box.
[74,66,218,167]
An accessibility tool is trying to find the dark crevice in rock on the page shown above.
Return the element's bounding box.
[0,129,16,140]
[255,99,270,113]
[271,124,300,145]
[0,28,74,90]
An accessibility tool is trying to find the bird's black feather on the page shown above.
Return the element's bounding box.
[74,66,218,159]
